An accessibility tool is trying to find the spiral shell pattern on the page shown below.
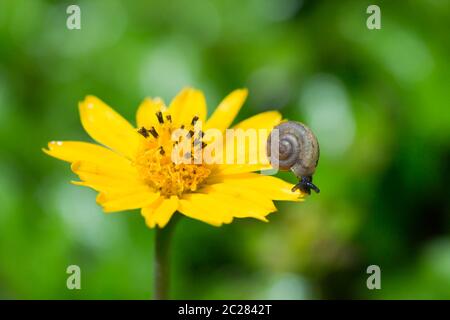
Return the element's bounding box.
[267,121,319,177]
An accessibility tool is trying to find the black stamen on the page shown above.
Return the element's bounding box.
[186,130,194,138]
[149,126,159,138]
[191,116,199,125]
[180,125,185,129]
[201,142,207,149]
[166,115,172,123]
[156,111,164,124]
[159,146,165,155]
[138,127,149,138]
[199,130,205,138]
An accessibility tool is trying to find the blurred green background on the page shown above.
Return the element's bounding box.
[0,0,449,299]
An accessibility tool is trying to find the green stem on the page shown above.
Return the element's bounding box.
[153,214,180,300]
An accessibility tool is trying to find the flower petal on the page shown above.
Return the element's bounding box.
[178,187,275,226]
[208,173,305,200]
[233,110,282,130]
[79,96,141,159]
[205,89,248,131]
[43,141,131,167]
[168,88,207,125]
[210,192,273,221]
[97,189,160,213]
[71,174,143,190]
[73,180,148,194]
[203,183,276,211]
[215,164,272,176]
[178,193,231,226]
[141,196,179,228]
[136,97,166,129]
[71,160,137,179]
[71,161,145,190]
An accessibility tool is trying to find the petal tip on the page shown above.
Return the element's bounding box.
[42,141,64,157]
[70,161,81,172]
[48,140,64,148]
[237,88,248,96]
[79,95,100,112]
[96,193,106,204]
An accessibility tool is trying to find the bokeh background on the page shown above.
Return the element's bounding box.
[0,0,449,299]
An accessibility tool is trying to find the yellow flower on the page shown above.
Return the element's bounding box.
[43,88,303,228]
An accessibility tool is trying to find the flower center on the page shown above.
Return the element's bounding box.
[134,111,211,197]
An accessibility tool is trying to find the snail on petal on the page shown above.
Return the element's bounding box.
[266,121,320,195]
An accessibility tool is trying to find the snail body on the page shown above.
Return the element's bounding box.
[266,121,320,194]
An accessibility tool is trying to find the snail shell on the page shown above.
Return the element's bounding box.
[266,121,320,178]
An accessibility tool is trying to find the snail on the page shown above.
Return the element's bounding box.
[266,121,320,195]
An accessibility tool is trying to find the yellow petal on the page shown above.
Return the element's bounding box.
[179,189,274,226]
[208,173,304,201]
[43,141,131,168]
[79,96,141,159]
[203,183,276,211]
[215,164,272,176]
[71,160,137,179]
[205,89,248,131]
[136,97,166,129]
[97,189,160,213]
[178,194,230,226]
[233,110,281,130]
[73,180,148,194]
[141,196,178,228]
[168,88,207,125]
[209,192,272,222]
[71,161,145,190]
[71,174,142,190]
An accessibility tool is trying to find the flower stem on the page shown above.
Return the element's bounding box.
[153,214,180,300]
